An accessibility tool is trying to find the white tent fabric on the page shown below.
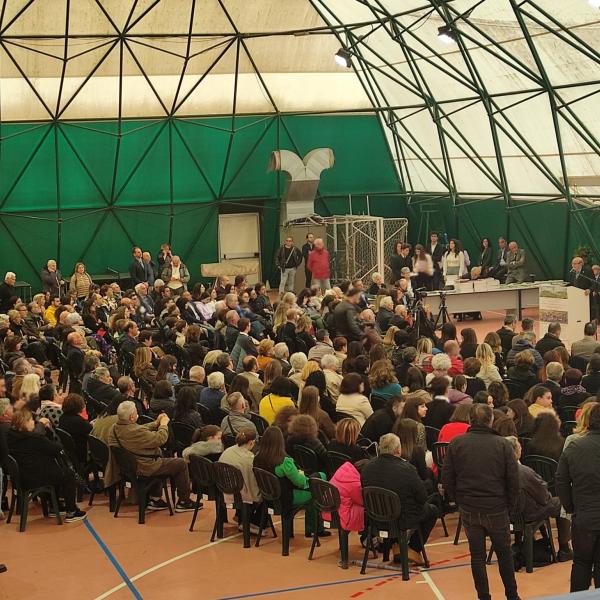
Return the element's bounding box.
[1,0,599,202]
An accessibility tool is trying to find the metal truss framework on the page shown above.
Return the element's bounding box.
[0,0,599,269]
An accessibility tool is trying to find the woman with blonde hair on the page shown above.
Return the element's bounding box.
[476,342,502,388]
[262,359,283,395]
[382,325,400,360]
[564,400,598,448]
[300,360,321,384]
[20,373,41,403]
[415,337,434,372]
[368,359,402,399]
[203,349,223,373]
[327,417,368,463]
[298,385,335,441]
[69,262,93,301]
[133,346,157,385]
[273,292,297,332]
[257,339,275,371]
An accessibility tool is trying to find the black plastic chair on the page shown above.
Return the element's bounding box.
[334,411,356,423]
[83,391,108,421]
[213,462,251,548]
[4,455,63,532]
[138,378,154,404]
[361,486,429,580]
[424,425,440,451]
[254,467,308,556]
[357,437,378,457]
[198,404,227,426]
[171,421,195,457]
[308,477,349,567]
[431,442,452,540]
[570,355,589,372]
[291,444,320,476]
[111,446,174,524]
[522,455,559,496]
[561,420,577,438]
[505,379,529,400]
[137,415,154,425]
[87,436,116,511]
[370,394,387,411]
[519,437,532,456]
[188,454,218,534]
[327,450,351,474]
[249,412,269,436]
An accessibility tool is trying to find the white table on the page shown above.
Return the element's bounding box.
[422,283,548,320]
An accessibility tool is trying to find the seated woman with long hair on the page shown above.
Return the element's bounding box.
[133,346,158,386]
[402,390,430,450]
[173,386,203,429]
[438,403,471,443]
[369,359,402,399]
[253,425,328,538]
[393,417,434,488]
[507,398,536,438]
[7,409,86,521]
[298,385,335,442]
[527,411,564,462]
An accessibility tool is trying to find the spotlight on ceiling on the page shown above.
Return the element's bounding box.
[589,0,600,7]
[334,48,352,68]
[438,25,457,44]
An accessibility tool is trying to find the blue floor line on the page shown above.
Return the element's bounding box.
[84,518,144,600]
[216,574,401,600]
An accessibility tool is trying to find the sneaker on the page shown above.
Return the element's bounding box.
[65,509,87,523]
[48,505,67,517]
[175,500,197,513]
[147,499,169,511]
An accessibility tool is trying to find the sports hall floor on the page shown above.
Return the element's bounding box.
[1,308,574,600]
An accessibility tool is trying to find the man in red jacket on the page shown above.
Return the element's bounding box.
[307,238,331,291]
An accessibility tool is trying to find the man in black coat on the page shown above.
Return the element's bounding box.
[333,288,364,343]
[568,256,592,290]
[496,314,517,357]
[535,322,565,356]
[129,246,147,285]
[557,403,600,592]
[423,377,455,431]
[488,237,509,283]
[41,260,64,296]
[361,432,438,564]
[443,404,521,600]
[66,332,86,392]
[426,232,445,290]
[0,272,18,314]
[360,396,404,442]
[301,232,315,288]
[86,367,122,405]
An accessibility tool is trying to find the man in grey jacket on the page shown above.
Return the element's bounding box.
[505,241,527,284]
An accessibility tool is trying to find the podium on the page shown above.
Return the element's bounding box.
[539,284,589,345]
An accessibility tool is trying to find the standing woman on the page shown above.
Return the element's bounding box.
[412,245,434,291]
[442,239,466,286]
[69,262,93,303]
[479,238,492,277]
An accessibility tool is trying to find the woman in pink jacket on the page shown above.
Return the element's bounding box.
[323,460,364,532]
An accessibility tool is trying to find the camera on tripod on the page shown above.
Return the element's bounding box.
[414,287,428,301]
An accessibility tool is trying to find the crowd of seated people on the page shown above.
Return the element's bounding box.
[2,255,600,593]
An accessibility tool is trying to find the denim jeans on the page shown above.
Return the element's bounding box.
[460,509,519,600]
[570,519,600,592]
[313,278,331,291]
[279,268,296,294]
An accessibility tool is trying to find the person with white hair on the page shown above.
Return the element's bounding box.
[108,400,195,512]
[41,260,64,296]
[142,251,157,286]
[0,272,18,313]
[376,296,395,333]
[361,432,439,566]
[161,255,190,296]
[306,238,331,291]
[368,272,387,296]
[273,342,291,376]
[321,353,343,401]
[199,371,225,410]
[288,352,308,392]
[425,353,452,386]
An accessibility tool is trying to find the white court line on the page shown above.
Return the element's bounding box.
[93,531,244,600]
[421,570,447,600]
[428,539,468,547]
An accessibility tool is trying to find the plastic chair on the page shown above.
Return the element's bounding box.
[308,477,349,567]
[431,442,452,540]
[505,379,529,400]
[137,414,154,425]
[188,455,218,534]
[327,450,351,474]
[4,455,63,532]
[254,467,308,556]
[83,391,107,421]
[87,436,116,511]
[424,426,440,451]
[111,446,174,524]
[213,462,252,548]
[370,394,387,411]
[519,437,532,456]
[291,444,321,476]
[561,420,577,438]
[522,455,558,496]
[361,486,429,580]
[198,404,227,426]
[171,421,195,456]
[334,411,356,423]
[560,406,580,422]
[249,412,269,436]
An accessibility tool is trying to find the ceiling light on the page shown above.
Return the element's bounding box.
[334,48,352,68]
[438,25,457,44]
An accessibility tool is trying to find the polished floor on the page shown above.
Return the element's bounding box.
[1,308,576,600]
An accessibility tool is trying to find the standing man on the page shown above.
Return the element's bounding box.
[142,251,157,286]
[589,264,600,322]
[489,237,509,283]
[41,260,64,296]
[443,404,521,600]
[161,255,190,296]
[157,243,173,273]
[129,247,147,285]
[333,288,364,343]
[302,232,315,288]
[307,238,331,291]
[276,235,303,296]
[569,256,592,290]
[557,403,600,592]
[505,241,527,284]
[426,232,445,290]
[0,272,18,314]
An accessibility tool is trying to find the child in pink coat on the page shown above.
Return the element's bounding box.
[324,461,364,531]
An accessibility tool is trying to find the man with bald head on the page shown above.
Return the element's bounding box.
[161,255,190,296]
[41,260,64,296]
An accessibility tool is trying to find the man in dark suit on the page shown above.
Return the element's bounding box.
[496,315,517,357]
[569,256,592,290]
[426,231,445,290]
[301,232,315,288]
[589,264,600,322]
[488,237,509,283]
[41,260,64,296]
[129,246,147,285]
[120,321,140,355]
[66,332,86,392]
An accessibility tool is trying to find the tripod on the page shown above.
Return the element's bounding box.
[433,293,452,330]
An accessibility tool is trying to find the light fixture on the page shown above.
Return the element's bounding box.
[437,25,457,44]
[589,0,600,7]
[334,48,352,68]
